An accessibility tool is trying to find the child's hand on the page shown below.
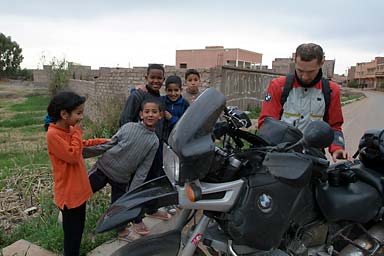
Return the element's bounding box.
[164,111,172,120]
[74,121,83,129]
[136,84,147,92]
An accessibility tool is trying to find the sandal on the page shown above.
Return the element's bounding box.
[133,222,150,236]
[118,228,141,242]
[147,210,172,220]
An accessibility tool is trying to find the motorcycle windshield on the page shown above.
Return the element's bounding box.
[167,88,226,185]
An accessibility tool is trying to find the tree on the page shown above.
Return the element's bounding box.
[0,33,24,78]
[48,57,72,96]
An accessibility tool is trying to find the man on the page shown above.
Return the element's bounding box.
[258,43,348,162]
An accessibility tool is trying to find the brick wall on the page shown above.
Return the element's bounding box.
[66,65,280,123]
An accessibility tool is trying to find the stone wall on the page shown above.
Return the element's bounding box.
[32,65,52,85]
[67,65,281,123]
[209,66,280,110]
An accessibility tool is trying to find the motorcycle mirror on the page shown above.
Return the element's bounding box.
[302,120,334,149]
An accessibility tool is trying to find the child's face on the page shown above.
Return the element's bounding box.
[62,104,84,127]
[166,83,182,102]
[185,74,201,94]
[145,69,164,92]
[140,102,162,128]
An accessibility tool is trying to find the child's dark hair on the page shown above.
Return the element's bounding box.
[165,75,182,89]
[44,91,86,131]
[141,98,163,112]
[147,64,165,75]
[185,69,200,79]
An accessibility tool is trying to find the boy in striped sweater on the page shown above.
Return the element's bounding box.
[85,98,162,241]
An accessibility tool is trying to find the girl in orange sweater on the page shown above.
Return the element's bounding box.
[45,91,108,256]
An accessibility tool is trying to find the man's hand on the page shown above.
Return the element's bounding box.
[331,149,352,162]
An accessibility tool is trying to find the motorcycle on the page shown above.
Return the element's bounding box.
[96,88,384,256]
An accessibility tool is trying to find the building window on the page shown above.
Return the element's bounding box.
[180,63,187,68]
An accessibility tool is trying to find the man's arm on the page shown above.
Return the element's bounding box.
[326,82,349,161]
[258,78,284,129]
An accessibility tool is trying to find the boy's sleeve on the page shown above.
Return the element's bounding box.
[128,142,159,192]
[82,138,117,158]
[169,100,190,127]
[82,138,108,147]
[82,127,122,158]
[169,115,180,127]
[120,91,142,126]
[47,127,83,164]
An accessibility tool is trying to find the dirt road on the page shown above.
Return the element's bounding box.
[342,89,384,155]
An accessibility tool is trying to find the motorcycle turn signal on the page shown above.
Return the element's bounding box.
[186,183,202,202]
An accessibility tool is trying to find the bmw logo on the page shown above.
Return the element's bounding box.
[258,193,273,213]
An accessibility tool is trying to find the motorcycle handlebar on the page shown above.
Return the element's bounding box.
[303,154,330,167]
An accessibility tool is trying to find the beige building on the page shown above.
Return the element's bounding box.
[176,46,262,69]
[349,57,384,89]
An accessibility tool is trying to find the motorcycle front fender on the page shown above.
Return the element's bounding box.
[96,176,178,233]
[111,229,182,256]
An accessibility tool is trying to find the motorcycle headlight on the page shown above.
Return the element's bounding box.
[163,143,179,186]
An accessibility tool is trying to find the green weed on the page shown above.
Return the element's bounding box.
[8,96,50,112]
[0,116,43,128]
[247,106,261,119]
[19,125,45,135]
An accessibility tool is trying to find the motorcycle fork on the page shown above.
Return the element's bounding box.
[181,215,211,256]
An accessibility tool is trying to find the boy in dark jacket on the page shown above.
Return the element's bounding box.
[119,64,171,236]
[162,75,190,140]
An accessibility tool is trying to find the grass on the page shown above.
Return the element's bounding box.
[247,106,261,119]
[0,85,115,255]
[0,115,44,128]
[8,96,50,112]
[341,94,362,102]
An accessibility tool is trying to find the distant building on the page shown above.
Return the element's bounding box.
[347,66,356,85]
[349,57,384,89]
[332,74,347,86]
[271,53,335,78]
[272,57,294,74]
[176,46,262,69]
[322,60,335,79]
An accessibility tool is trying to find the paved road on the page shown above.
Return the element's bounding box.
[342,89,384,155]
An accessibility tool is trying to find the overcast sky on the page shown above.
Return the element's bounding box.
[1,0,383,74]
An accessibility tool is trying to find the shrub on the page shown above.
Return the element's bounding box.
[48,58,72,97]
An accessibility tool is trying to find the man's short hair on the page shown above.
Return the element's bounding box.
[295,43,324,64]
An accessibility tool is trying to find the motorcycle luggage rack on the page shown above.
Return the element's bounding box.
[329,223,382,255]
